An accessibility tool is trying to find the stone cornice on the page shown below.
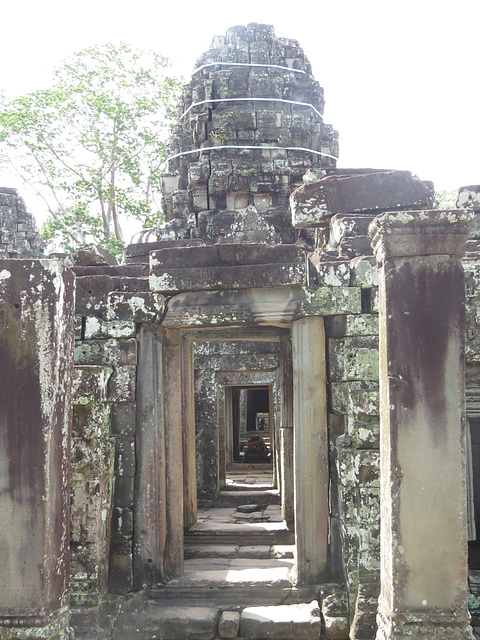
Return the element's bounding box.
[368,209,473,264]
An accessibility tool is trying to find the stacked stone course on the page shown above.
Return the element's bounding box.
[159,23,338,246]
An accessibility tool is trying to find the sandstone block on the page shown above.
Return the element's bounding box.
[330,381,379,416]
[240,601,321,640]
[218,611,240,639]
[330,212,376,245]
[350,256,378,287]
[75,338,137,367]
[329,336,379,381]
[291,170,434,228]
[112,605,218,640]
[84,317,136,340]
[457,185,480,211]
[308,254,350,287]
[108,365,136,402]
[73,365,112,404]
[337,235,373,259]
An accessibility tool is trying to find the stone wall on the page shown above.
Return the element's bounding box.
[69,263,164,603]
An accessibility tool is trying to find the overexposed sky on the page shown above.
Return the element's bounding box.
[1,0,478,222]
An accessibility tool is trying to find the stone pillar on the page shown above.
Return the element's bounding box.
[163,328,185,578]
[369,210,473,639]
[0,260,74,639]
[292,316,329,584]
[134,324,167,588]
[279,334,294,524]
[182,337,197,528]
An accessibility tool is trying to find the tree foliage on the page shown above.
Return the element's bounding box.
[0,43,182,256]
[435,188,457,209]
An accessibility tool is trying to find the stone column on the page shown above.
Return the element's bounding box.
[0,260,75,639]
[163,328,185,578]
[279,334,294,524]
[292,316,329,584]
[134,324,167,588]
[369,210,473,639]
[182,337,197,528]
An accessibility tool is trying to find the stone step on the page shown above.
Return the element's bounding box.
[185,523,294,546]
[184,543,295,560]
[112,598,323,640]
[213,489,280,507]
[223,481,274,491]
[149,557,296,602]
[240,600,321,640]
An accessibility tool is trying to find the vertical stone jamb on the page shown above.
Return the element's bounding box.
[279,334,294,524]
[0,259,75,639]
[163,328,185,578]
[182,336,197,529]
[292,316,329,584]
[369,210,473,639]
[134,324,167,588]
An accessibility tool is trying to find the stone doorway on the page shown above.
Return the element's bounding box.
[134,314,331,590]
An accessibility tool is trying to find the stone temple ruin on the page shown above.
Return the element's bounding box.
[1,22,480,640]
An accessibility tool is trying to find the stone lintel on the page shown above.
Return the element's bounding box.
[150,262,307,293]
[369,209,473,264]
[149,243,307,293]
[162,286,361,328]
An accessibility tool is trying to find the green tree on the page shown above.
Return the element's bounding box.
[0,43,181,256]
[435,188,457,209]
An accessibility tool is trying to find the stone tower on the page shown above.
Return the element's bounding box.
[159,23,338,246]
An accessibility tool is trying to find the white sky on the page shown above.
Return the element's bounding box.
[1,0,479,225]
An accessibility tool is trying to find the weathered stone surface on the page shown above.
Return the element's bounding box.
[112,605,218,640]
[457,185,480,211]
[329,336,379,381]
[464,260,480,362]
[0,187,43,258]
[150,244,307,292]
[321,585,349,639]
[330,381,379,416]
[369,208,473,261]
[162,285,362,328]
[291,170,434,229]
[349,255,378,287]
[240,601,321,639]
[67,243,118,266]
[308,252,350,287]
[293,318,329,584]
[218,610,240,639]
[161,23,337,244]
[372,210,472,638]
[73,365,112,404]
[84,317,136,340]
[0,259,74,635]
[75,338,137,367]
[108,365,136,402]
